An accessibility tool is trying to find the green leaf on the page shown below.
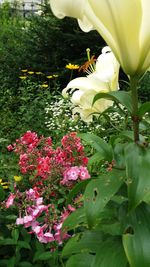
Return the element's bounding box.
[88,152,104,166]
[93,91,132,112]
[18,262,33,267]
[79,133,112,161]
[62,207,87,231]
[7,257,16,267]
[117,131,145,143]
[0,238,17,245]
[92,238,127,267]
[125,144,150,210]
[138,101,150,117]
[33,252,53,261]
[17,241,31,249]
[123,205,150,267]
[0,185,5,201]
[66,253,94,267]
[11,228,19,242]
[100,222,122,236]
[66,180,89,205]
[84,169,125,228]
[62,231,103,258]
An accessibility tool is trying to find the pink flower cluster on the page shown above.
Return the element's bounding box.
[6,131,90,247]
[7,131,90,186]
[6,188,73,245]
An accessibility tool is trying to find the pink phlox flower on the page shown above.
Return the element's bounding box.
[23,215,34,227]
[26,188,39,200]
[79,166,90,180]
[20,131,38,146]
[6,193,16,208]
[16,217,24,225]
[45,137,52,146]
[82,157,89,165]
[54,225,70,245]
[67,204,76,212]
[32,205,48,218]
[36,197,43,206]
[19,153,28,162]
[37,156,50,178]
[7,144,14,151]
[36,226,54,243]
[32,225,41,234]
[65,166,80,181]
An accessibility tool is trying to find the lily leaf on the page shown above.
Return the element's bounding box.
[62,207,87,231]
[123,205,150,267]
[66,253,94,267]
[138,101,150,118]
[125,143,150,210]
[79,133,113,161]
[62,230,103,258]
[84,169,125,228]
[93,91,132,113]
[92,238,127,267]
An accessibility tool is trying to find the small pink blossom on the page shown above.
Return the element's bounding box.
[36,197,43,205]
[6,193,16,208]
[7,144,14,151]
[65,167,80,181]
[16,217,24,225]
[23,215,34,227]
[79,166,90,180]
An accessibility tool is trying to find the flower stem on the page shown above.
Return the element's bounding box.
[130,76,139,143]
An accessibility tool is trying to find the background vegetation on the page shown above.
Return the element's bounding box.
[0,1,150,266]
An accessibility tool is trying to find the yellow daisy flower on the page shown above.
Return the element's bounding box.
[46,75,53,79]
[65,63,79,70]
[19,76,27,80]
[41,84,48,88]
[14,176,22,182]
[21,69,28,72]
[36,72,42,75]
[0,179,9,189]
[28,71,34,75]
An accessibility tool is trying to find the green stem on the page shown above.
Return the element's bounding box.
[130,76,139,143]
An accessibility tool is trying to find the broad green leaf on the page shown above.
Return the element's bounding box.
[125,143,150,210]
[99,222,122,236]
[66,253,94,267]
[117,131,145,142]
[34,251,53,261]
[79,133,113,161]
[17,241,31,249]
[88,152,104,166]
[66,180,89,205]
[123,205,150,267]
[92,238,127,267]
[113,143,126,169]
[7,257,16,267]
[138,101,150,117]
[93,91,132,113]
[84,169,125,228]
[0,238,17,245]
[62,207,87,231]
[62,231,103,258]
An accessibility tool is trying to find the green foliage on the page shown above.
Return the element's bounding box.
[138,71,150,102]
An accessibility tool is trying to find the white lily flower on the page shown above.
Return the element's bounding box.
[62,47,120,122]
[49,0,93,32]
[50,0,150,76]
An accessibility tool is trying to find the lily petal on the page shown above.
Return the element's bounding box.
[50,0,93,32]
